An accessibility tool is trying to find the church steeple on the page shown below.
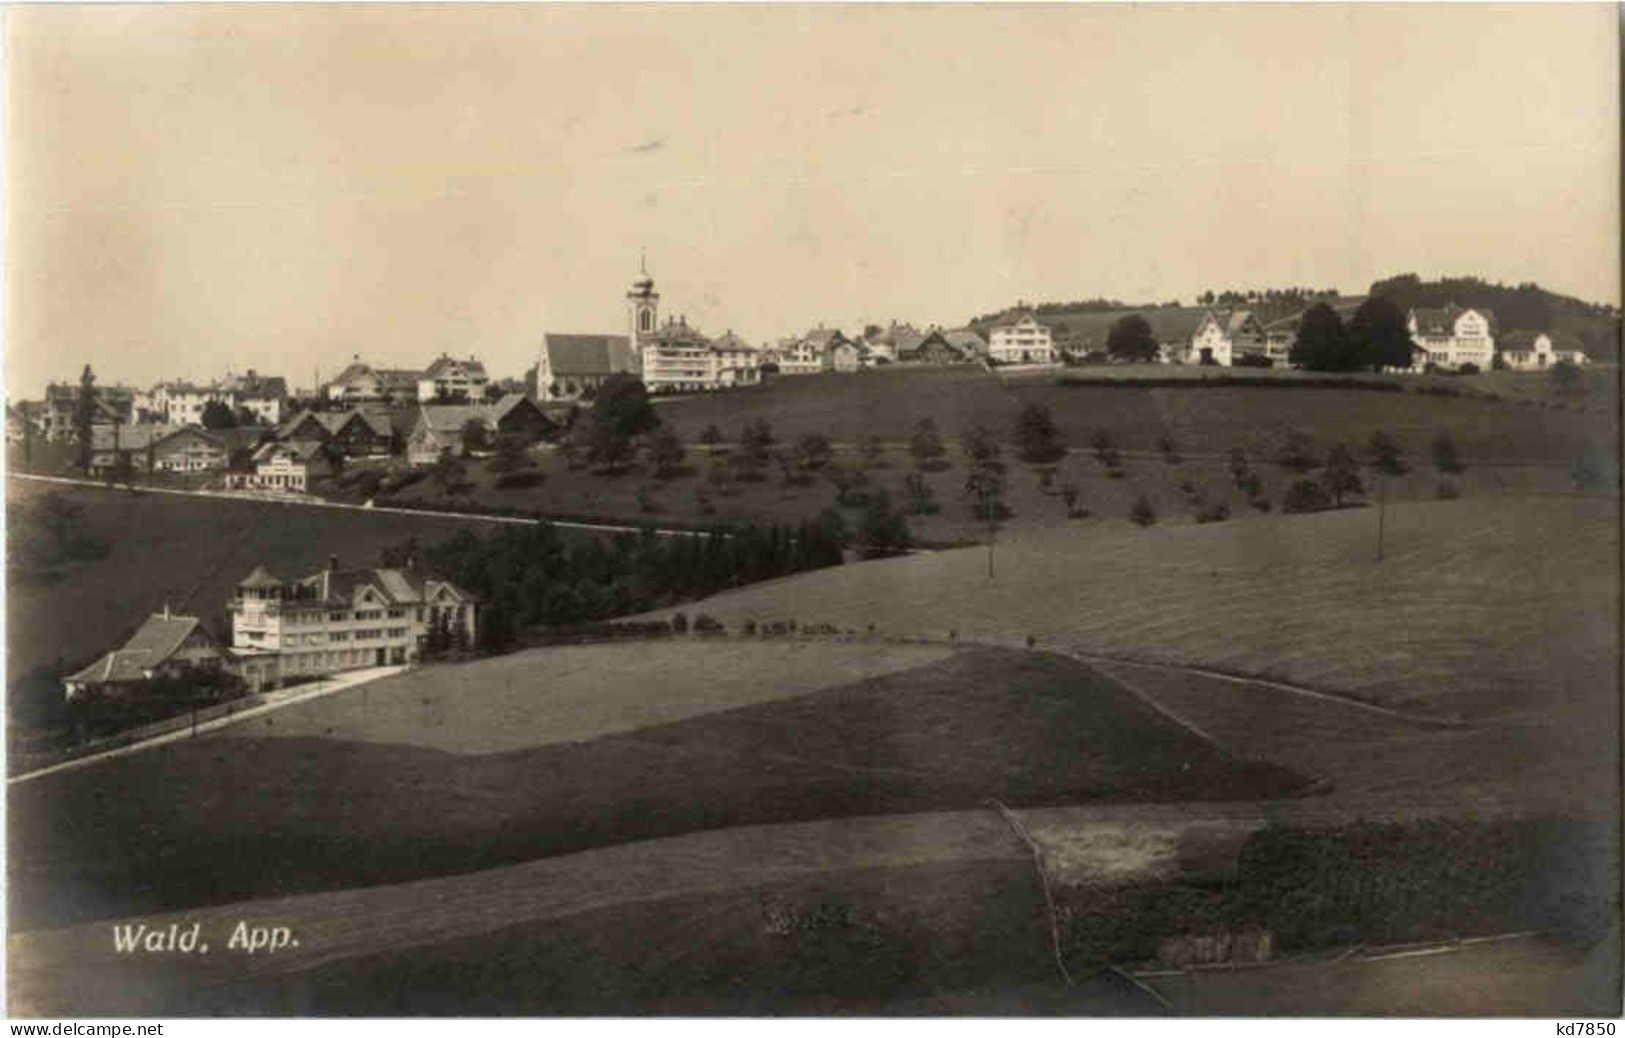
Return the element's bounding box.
[627,251,659,343]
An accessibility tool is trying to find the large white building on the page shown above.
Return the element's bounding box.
[1407,305,1496,371]
[417,355,490,402]
[229,561,476,686]
[626,261,762,393]
[987,313,1056,365]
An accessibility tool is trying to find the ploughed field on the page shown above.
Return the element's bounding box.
[3,478,534,681]
[652,496,1620,725]
[8,647,1307,931]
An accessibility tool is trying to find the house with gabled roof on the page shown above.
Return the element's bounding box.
[988,312,1057,366]
[224,440,332,494]
[1500,330,1588,371]
[275,407,391,456]
[407,394,554,466]
[42,383,135,443]
[324,358,424,404]
[63,608,236,701]
[229,558,476,680]
[1407,304,1497,371]
[1187,309,1265,366]
[417,354,491,402]
[901,329,971,365]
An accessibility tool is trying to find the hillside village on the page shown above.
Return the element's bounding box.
[9,264,1616,719]
[8,264,1609,494]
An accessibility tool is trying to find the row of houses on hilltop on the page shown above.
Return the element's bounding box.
[1056,301,1590,372]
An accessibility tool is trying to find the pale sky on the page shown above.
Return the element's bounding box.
[5,3,1619,397]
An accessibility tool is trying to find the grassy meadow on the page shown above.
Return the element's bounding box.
[361,366,1614,544]
[9,647,1306,930]
[647,495,1620,726]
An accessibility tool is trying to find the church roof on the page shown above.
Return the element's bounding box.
[541,334,639,377]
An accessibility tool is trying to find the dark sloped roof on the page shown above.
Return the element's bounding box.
[423,355,489,381]
[543,334,638,377]
[67,613,212,684]
[943,327,987,351]
[1410,305,1499,337]
[239,565,282,587]
[289,565,472,608]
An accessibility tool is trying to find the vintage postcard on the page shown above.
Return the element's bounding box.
[4,1,1620,1020]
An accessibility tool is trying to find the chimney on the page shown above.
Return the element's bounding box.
[328,554,339,573]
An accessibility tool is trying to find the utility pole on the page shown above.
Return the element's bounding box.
[1376,474,1387,562]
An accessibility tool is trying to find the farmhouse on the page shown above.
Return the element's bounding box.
[42,384,135,442]
[1187,309,1265,366]
[217,370,289,425]
[275,408,392,457]
[768,336,824,376]
[987,313,1056,365]
[901,330,972,365]
[1407,305,1497,371]
[87,425,236,476]
[224,441,330,493]
[63,608,235,701]
[417,355,490,402]
[407,394,554,466]
[942,327,989,359]
[228,559,477,682]
[864,322,925,365]
[325,359,424,404]
[1500,330,1588,371]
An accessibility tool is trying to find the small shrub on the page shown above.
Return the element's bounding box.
[1457,362,1480,375]
[1130,494,1157,527]
[694,614,726,636]
[1157,434,1182,464]
[1249,496,1273,513]
[1195,500,1231,524]
[1281,478,1333,514]
[494,471,546,490]
[1106,464,1127,480]
[671,611,689,634]
[1436,479,1461,500]
[1060,482,1082,517]
[742,619,758,637]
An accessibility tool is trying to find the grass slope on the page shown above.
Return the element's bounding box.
[229,640,953,753]
[373,366,1612,543]
[654,367,1612,462]
[3,479,574,680]
[652,496,1620,725]
[9,648,1306,930]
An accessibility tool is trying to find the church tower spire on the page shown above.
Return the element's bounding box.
[627,251,659,346]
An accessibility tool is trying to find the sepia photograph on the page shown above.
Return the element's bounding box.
[3,0,1621,1020]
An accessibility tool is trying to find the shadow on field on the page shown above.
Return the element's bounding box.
[9,648,1308,930]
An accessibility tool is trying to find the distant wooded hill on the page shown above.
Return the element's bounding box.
[970,274,1620,361]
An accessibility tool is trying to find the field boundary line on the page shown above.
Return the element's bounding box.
[1058,649,1486,730]
[7,472,710,538]
[985,796,1075,987]
[7,665,406,785]
[1129,930,1550,979]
